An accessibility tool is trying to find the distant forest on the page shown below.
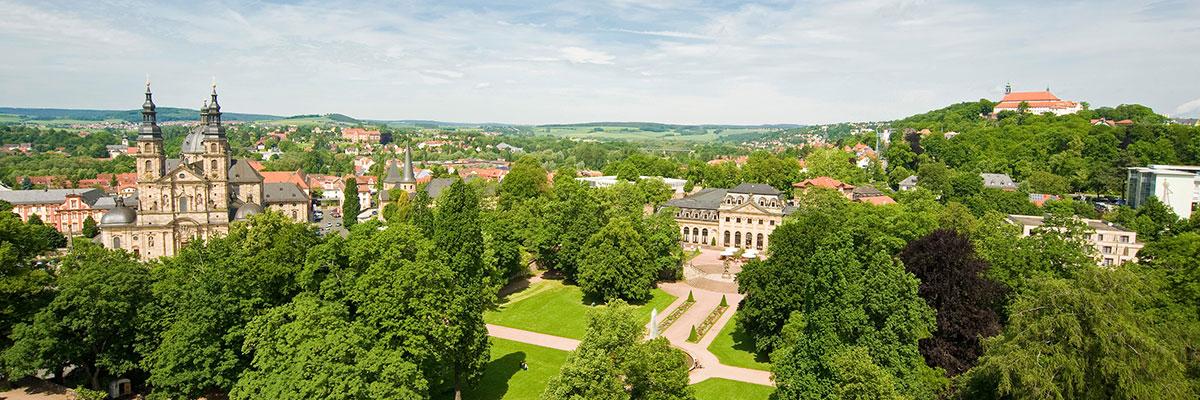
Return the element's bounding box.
[0,107,283,122]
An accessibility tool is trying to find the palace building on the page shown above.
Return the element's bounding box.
[992,84,1081,116]
[100,83,310,259]
[664,183,794,251]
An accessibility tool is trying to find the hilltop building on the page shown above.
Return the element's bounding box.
[100,83,310,260]
[992,84,1081,116]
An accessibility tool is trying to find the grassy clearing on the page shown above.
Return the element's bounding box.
[434,338,569,400]
[485,280,677,339]
[692,378,774,400]
[707,315,771,371]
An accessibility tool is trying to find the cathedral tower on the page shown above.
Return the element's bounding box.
[200,83,230,182]
[136,81,165,181]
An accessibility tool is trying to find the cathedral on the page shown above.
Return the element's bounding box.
[100,83,308,259]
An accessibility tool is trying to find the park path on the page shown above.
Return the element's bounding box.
[655,282,774,386]
[486,324,580,351]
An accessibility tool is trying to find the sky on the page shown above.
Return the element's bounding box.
[1,0,1199,125]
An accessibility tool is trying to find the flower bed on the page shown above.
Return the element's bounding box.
[689,304,728,343]
[658,299,694,332]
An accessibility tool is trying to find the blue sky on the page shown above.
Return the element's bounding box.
[1,0,1198,124]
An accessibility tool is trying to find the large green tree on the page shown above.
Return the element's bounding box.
[577,217,654,303]
[543,300,693,400]
[743,151,802,192]
[4,242,150,390]
[143,212,319,398]
[961,267,1197,399]
[739,209,945,399]
[230,295,426,399]
[432,180,495,399]
[342,178,360,228]
[499,155,548,208]
[0,207,56,378]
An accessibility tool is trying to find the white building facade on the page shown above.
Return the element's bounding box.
[1126,165,1200,219]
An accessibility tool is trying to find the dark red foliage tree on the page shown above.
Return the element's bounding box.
[900,228,1005,376]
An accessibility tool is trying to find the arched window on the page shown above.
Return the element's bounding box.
[291,210,297,219]
[113,236,122,248]
[682,226,688,241]
[701,228,708,244]
[178,196,189,213]
[144,160,152,174]
[210,159,219,173]
[692,227,700,243]
[745,232,752,247]
[724,231,730,246]
[756,233,764,250]
[734,232,741,248]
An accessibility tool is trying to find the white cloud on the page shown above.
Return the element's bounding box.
[560,46,616,64]
[1175,97,1200,116]
[612,28,712,40]
[0,1,1198,124]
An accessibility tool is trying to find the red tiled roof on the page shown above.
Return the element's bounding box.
[793,176,855,190]
[857,196,896,206]
[260,170,309,190]
[999,91,1060,102]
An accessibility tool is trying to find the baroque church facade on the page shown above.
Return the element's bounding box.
[100,83,307,259]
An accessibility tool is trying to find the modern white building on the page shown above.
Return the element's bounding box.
[575,175,688,193]
[1125,165,1200,219]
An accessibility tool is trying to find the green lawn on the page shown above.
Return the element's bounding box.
[435,338,569,400]
[692,378,774,400]
[485,280,677,339]
[707,316,771,371]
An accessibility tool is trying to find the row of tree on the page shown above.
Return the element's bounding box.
[0,179,508,399]
[735,187,1200,399]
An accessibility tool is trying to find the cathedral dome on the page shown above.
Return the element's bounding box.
[100,198,136,226]
[233,202,263,220]
[181,126,206,154]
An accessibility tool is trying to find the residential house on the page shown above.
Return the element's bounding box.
[898,175,918,191]
[793,176,855,197]
[981,173,1017,191]
[341,127,381,144]
[1006,214,1143,266]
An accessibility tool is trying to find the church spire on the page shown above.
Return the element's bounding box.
[401,142,415,183]
[204,80,225,137]
[138,80,162,139]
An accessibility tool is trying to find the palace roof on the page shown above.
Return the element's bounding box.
[729,183,780,195]
[664,188,728,210]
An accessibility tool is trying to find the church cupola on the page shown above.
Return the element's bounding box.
[200,99,210,125]
[138,80,162,139]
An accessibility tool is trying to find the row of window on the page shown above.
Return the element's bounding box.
[1093,233,1132,243]
[680,227,766,250]
[724,216,775,226]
